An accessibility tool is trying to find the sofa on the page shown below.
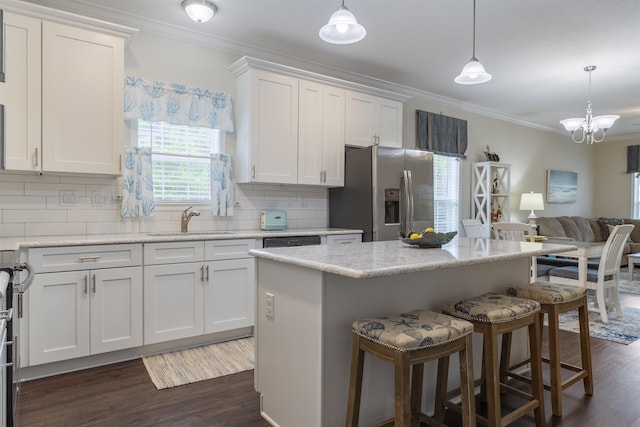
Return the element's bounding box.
[535,216,640,270]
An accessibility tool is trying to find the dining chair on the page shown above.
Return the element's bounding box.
[461,219,487,238]
[548,224,634,323]
[492,222,538,281]
[491,222,533,241]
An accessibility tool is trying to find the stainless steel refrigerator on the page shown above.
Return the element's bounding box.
[329,145,434,241]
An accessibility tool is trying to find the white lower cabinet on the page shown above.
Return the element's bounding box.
[205,258,255,334]
[143,261,205,344]
[324,234,362,245]
[143,239,256,345]
[28,266,143,366]
[27,244,143,366]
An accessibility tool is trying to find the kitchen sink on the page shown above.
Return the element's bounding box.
[147,231,236,236]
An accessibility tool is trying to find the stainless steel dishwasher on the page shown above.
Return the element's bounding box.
[263,235,321,248]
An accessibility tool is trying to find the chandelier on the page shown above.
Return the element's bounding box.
[559,65,619,144]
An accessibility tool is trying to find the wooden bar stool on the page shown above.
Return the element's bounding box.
[441,292,546,427]
[504,282,593,417]
[346,309,476,427]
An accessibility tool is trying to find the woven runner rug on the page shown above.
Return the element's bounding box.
[143,337,254,389]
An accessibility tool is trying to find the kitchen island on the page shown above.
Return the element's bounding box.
[249,237,576,427]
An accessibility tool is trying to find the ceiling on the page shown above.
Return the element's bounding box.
[19,0,640,138]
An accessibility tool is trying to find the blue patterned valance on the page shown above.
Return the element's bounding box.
[124,76,234,132]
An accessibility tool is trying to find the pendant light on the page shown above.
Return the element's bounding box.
[559,65,619,144]
[319,0,366,45]
[181,0,217,23]
[455,0,492,85]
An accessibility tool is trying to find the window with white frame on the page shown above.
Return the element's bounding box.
[433,154,460,233]
[137,119,223,203]
[633,174,640,219]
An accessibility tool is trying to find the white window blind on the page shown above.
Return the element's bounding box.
[137,119,221,203]
[633,174,640,219]
[433,155,460,233]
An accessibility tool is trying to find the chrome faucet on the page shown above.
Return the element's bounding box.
[181,206,201,232]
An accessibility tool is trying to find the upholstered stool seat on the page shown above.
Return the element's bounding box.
[346,309,476,427]
[441,292,546,427]
[505,282,593,417]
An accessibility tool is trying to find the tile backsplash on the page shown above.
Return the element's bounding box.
[0,173,328,237]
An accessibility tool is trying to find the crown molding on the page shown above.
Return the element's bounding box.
[2,0,137,39]
[11,0,614,138]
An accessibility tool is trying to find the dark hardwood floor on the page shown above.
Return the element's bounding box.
[17,292,640,427]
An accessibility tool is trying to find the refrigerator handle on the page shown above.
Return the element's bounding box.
[401,170,414,236]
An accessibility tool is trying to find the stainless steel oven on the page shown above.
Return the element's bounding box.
[1,263,33,427]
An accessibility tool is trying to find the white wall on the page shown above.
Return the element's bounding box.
[592,136,639,218]
[402,98,596,223]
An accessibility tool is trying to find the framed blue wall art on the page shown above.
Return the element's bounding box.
[547,169,577,203]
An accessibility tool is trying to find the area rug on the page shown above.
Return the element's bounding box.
[142,337,254,389]
[556,304,640,345]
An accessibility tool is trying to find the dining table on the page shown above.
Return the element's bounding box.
[533,239,605,287]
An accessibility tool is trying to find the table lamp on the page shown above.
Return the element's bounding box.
[519,192,544,227]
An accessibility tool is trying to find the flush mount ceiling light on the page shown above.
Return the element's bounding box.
[319,0,366,45]
[560,65,620,144]
[455,0,492,85]
[181,0,217,23]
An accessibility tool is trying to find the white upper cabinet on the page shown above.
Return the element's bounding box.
[229,56,405,186]
[298,80,345,187]
[0,12,41,171]
[41,21,124,175]
[235,68,299,184]
[345,91,403,148]
[0,11,129,175]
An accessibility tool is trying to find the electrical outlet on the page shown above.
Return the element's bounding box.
[91,192,103,207]
[59,191,77,207]
[265,292,275,319]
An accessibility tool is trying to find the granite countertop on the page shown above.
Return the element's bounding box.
[0,228,362,252]
[249,237,577,279]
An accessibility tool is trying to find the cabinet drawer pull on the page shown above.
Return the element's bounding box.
[92,274,96,293]
[78,256,101,262]
[84,275,88,294]
[34,147,38,167]
[200,265,204,282]
[206,265,210,282]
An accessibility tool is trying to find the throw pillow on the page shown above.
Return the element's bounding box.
[597,217,624,241]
